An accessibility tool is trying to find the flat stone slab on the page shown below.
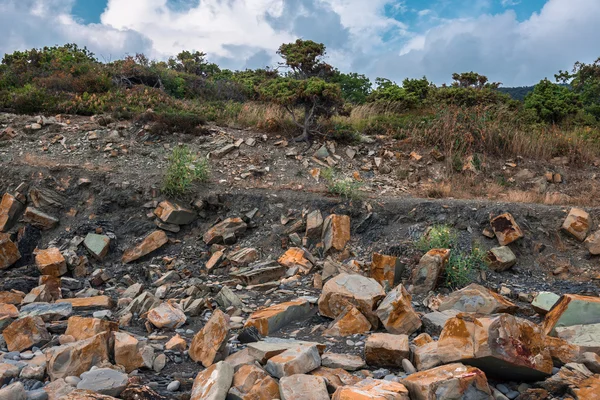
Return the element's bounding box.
[77,368,128,397]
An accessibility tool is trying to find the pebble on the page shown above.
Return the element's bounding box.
[372,368,390,379]
[402,359,417,375]
[20,352,34,360]
[65,376,81,386]
[148,382,159,389]
[167,381,181,392]
[27,389,48,400]
[517,383,531,393]
[506,391,520,399]
[496,384,510,394]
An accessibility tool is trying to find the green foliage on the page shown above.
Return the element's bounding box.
[321,168,362,200]
[445,247,486,289]
[416,225,458,252]
[368,78,416,105]
[331,71,372,104]
[524,79,581,124]
[277,39,333,79]
[163,145,209,197]
[557,58,600,120]
[402,77,432,101]
[451,72,500,89]
[167,50,220,77]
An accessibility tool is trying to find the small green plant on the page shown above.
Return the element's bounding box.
[417,225,457,252]
[162,145,209,197]
[444,246,486,289]
[321,168,362,200]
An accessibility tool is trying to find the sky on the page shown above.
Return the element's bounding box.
[1,0,599,86]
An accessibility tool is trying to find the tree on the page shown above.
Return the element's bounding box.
[330,71,371,104]
[402,76,432,101]
[451,72,500,89]
[557,58,600,120]
[167,51,220,77]
[260,40,342,142]
[524,79,581,124]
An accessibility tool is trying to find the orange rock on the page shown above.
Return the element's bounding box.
[203,218,247,245]
[279,374,329,400]
[165,334,187,351]
[370,253,403,290]
[544,336,582,365]
[122,230,168,263]
[333,378,410,400]
[0,193,24,232]
[23,207,58,230]
[490,213,523,246]
[413,333,434,347]
[113,331,154,372]
[543,294,600,336]
[0,234,20,270]
[154,200,196,225]
[365,333,409,368]
[39,275,62,301]
[278,247,314,274]
[147,302,186,329]
[229,364,280,400]
[311,367,362,392]
[65,316,118,341]
[190,309,230,367]
[401,363,492,399]
[35,248,67,277]
[375,284,422,335]
[411,249,450,295]
[205,250,225,271]
[322,214,351,253]
[0,303,19,318]
[56,296,114,310]
[438,283,517,314]
[245,299,312,336]
[562,208,591,242]
[265,345,321,378]
[46,332,110,381]
[324,304,371,337]
[190,361,234,400]
[3,316,50,352]
[572,375,600,400]
[0,291,24,305]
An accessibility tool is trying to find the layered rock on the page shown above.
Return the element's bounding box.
[365,333,409,368]
[411,249,450,295]
[437,283,517,314]
[244,298,312,336]
[375,284,422,335]
[401,363,492,399]
[190,309,230,367]
[490,213,523,246]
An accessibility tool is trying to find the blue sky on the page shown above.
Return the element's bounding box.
[3,0,600,86]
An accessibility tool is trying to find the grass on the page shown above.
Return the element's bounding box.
[417,225,457,252]
[322,167,363,200]
[162,145,209,197]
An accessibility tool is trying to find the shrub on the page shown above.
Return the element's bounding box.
[416,225,457,252]
[444,246,486,289]
[162,145,209,197]
[321,168,362,200]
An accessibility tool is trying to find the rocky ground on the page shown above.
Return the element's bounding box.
[0,113,598,400]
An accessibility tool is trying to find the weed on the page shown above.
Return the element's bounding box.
[162,145,209,197]
[321,167,362,200]
[444,246,486,289]
[416,225,457,252]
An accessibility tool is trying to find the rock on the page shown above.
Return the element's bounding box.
[20,302,72,321]
[370,253,403,291]
[0,291,24,305]
[323,304,372,336]
[438,283,517,314]
[490,213,524,246]
[278,247,314,274]
[56,296,113,311]
[422,310,460,337]
[365,333,409,368]
[0,363,19,385]
[401,363,492,399]
[0,235,20,270]
[486,246,517,272]
[65,316,118,341]
[83,234,110,260]
[318,273,385,328]
[190,309,230,367]
[310,367,361,392]
[322,214,350,253]
[77,368,128,397]
[562,208,590,242]
[224,348,259,371]
[279,374,329,400]
[0,382,26,400]
[114,331,154,372]
[579,352,600,374]
[571,375,600,400]
[62,389,118,399]
[531,291,561,315]
[306,210,324,238]
[585,230,600,255]
[153,353,166,372]
[20,364,45,380]
[228,364,279,400]
[203,218,247,245]
[321,353,366,371]
[542,294,600,335]
[544,335,582,366]
[411,249,450,295]
[46,332,110,380]
[35,248,66,277]
[436,313,553,381]
[23,207,58,230]
[206,251,225,271]
[265,344,321,378]
[190,361,234,400]
[227,248,258,267]
[147,302,186,329]
[3,316,50,351]
[231,262,287,286]
[0,193,24,232]
[122,231,168,263]
[555,323,600,353]
[165,334,187,352]
[244,298,312,336]
[154,201,196,225]
[212,144,236,158]
[539,362,593,394]
[332,378,410,400]
[120,291,160,317]
[375,284,422,335]
[167,381,180,392]
[215,286,243,309]
[44,378,75,400]
[246,339,326,364]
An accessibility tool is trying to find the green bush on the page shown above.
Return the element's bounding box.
[444,247,486,289]
[524,79,581,124]
[162,145,209,197]
[417,225,457,252]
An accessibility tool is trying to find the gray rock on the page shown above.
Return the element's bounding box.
[265,345,321,378]
[421,310,460,336]
[0,382,26,400]
[19,303,72,321]
[153,353,166,372]
[26,389,47,400]
[531,292,560,315]
[279,374,329,400]
[167,381,180,392]
[64,376,81,386]
[486,246,517,271]
[555,323,600,353]
[215,286,243,309]
[402,358,416,374]
[76,368,128,397]
[321,353,365,371]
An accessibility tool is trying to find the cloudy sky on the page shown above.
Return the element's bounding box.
[1,0,599,86]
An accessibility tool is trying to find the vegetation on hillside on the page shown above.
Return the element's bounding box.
[2,42,600,164]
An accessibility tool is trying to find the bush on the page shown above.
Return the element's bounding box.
[322,168,362,200]
[416,225,457,252]
[162,145,209,197]
[444,247,486,289]
[524,79,581,124]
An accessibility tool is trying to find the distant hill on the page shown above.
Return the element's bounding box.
[497,86,535,101]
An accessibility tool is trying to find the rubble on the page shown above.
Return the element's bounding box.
[411,248,450,295]
[244,298,312,335]
[490,213,524,246]
[562,208,591,242]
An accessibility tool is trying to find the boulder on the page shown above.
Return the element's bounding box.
[486,246,517,272]
[375,284,422,335]
[83,233,110,260]
[228,364,279,400]
[306,210,324,238]
[203,218,247,245]
[365,333,409,368]
[35,248,67,277]
[114,331,154,372]
[318,273,385,328]
[370,253,403,291]
[19,302,72,321]
[147,302,186,329]
[584,230,600,255]
[247,339,326,364]
[190,361,234,400]
[332,378,410,400]
[122,230,168,263]
[556,323,600,353]
[0,194,24,232]
[532,291,561,315]
[0,382,26,400]
[322,214,351,253]
[490,213,523,246]
[46,332,110,380]
[571,375,600,400]
[438,283,517,314]
[543,294,600,335]
[265,344,321,378]
[323,304,371,336]
[562,208,591,242]
[244,298,312,336]
[3,316,50,352]
[23,207,58,230]
[190,309,230,367]
[411,249,450,295]
[65,316,118,341]
[77,368,128,397]
[310,367,361,393]
[279,375,329,400]
[278,247,314,274]
[421,310,460,337]
[56,296,113,310]
[401,363,492,399]
[154,200,196,225]
[321,353,366,371]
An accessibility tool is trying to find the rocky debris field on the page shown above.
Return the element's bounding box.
[0,112,599,399]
